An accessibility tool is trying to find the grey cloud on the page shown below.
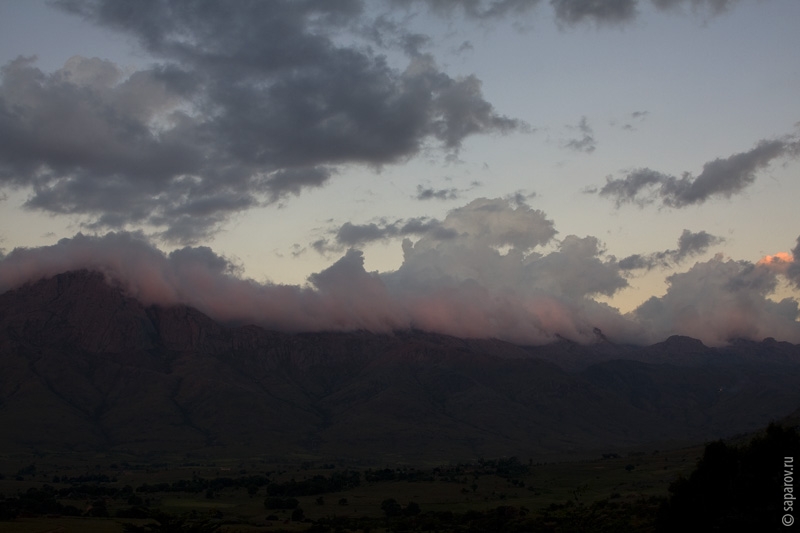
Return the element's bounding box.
[415,185,460,201]
[425,67,522,149]
[619,229,724,271]
[620,110,649,131]
[724,262,778,294]
[551,0,638,25]
[785,236,800,288]
[527,235,628,298]
[0,56,229,242]
[260,167,335,203]
[0,1,522,243]
[599,137,800,208]
[563,116,596,153]
[355,14,431,59]
[311,239,331,255]
[633,255,800,345]
[618,254,649,271]
[752,243,800,291]
[337,222,399,247]
[441,197,557,251]
[318,216,456,252]
[320,195,554,254]
[395,0,739,24]
[402,32,433,56]
[389,0,543,19]
[552,0,739,25]
[151,213,236,246]
[651,0,739,15]
[676,228,722,259]
[506,190,537,207]
[168,245,242,277]
[3,208,799,346]
[382,200,633,342]
[597,168,669,207]
[399,218,459,240]
[0,231,410,333]
[456,41,475,54]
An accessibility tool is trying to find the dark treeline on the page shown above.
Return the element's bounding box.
[266,470,360,497]
[135,474,270,494]
[0,486,90,520]
[364,456,531,483]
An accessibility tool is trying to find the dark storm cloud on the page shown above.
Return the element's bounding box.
[0,1,523,242]
[598,137,800,208]
[619,229,724,271]
[563,116,596,153]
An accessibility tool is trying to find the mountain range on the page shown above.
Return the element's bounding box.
[1,270,799,464]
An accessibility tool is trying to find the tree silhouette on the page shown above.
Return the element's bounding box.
[658,423,800,531]
[381,498,402,517]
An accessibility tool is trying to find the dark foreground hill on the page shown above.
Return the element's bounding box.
[1,270,800,463]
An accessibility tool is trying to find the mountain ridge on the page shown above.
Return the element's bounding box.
[1,270,799,463]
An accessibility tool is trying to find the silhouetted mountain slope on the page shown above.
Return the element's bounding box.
[1,270,800,463]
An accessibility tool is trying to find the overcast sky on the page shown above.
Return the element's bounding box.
[1,0,799,346]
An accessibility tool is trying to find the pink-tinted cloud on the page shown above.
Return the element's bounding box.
[1,198,799,346]
[633,255,800,345]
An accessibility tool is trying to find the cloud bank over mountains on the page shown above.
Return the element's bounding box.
[2,197,798,347]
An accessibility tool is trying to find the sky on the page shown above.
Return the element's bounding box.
[0,0,799,346]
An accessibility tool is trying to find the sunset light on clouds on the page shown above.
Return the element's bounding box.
[1,0,799,346]
[758,252,794,269]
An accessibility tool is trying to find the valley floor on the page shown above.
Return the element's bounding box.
[0,443,701,532]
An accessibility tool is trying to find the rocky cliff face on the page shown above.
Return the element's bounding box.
[1,270,800,463]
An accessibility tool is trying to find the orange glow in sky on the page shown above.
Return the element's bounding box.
[757,252,793,266]
[757,252,794,276]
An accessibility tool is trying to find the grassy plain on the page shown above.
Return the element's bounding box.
[0,443,701,532]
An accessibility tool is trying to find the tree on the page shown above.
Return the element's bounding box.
[264,497,299,510]
[658,423,800,531]
[381,498,402,517]
[404,501,421,516]
[122,512,220,532]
